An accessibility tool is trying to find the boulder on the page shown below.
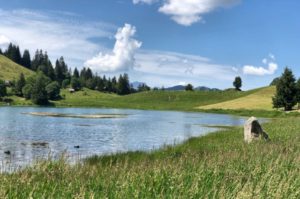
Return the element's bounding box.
[244,117,269,143]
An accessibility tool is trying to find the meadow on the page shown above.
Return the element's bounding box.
[0,117,299,198]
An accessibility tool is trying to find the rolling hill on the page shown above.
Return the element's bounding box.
[0,55,34,80]
[198,86,275,111]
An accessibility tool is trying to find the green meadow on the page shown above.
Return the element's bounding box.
[1,117,299,198]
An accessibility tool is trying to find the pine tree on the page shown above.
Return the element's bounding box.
[117,73,131,95]
[73,68,79,78]
[21,50,31,69]
[272,67,297,111]
[233,76,242,91]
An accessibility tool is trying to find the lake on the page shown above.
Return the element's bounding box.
[0,107,249,172]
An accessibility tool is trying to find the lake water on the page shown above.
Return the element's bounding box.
[0,107,249,172]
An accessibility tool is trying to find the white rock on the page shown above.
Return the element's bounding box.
[244,117,269,143]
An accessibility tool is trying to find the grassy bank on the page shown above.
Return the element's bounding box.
[1,118,299,198]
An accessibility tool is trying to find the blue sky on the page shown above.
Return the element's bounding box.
[0,0,299,89]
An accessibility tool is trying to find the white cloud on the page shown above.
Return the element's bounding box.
[135,50,235,81]
[85,24,142,72]
[0,9,115,67]
[133,0,157,4]
[134,0,240,26]
[243,54,278,76]
[0,35,10,48]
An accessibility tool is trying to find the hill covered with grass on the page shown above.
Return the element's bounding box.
[53,87,260,111]
[0,55,34,81]
[198,86,275,111]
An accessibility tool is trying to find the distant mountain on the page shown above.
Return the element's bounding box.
[165,85,186,91]
[131,81,146,89]
[166,85,221,91]
[195,86,221,91]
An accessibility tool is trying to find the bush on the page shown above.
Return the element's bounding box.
[62,79,70,89]
[71,77,81,91]
[46,81,61,100]
[22,84,32,100]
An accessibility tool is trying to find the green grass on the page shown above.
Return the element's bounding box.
[199,86,275,111]
[1,118,299,198]
[0,55,34,81]
[55,87,260,111]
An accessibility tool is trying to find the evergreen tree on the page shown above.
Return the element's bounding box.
[138,83,151,92]
[117,73,130,95]
[0,79,7,98]
[15,73,26,96]
[73,68,79,78]
[272,67,297,111]
[0,49,3,55]
[62,79,70,89]
[21,50,31,69]
[233,76,242,91]
[4,43,22,64]
[55,57,68,85]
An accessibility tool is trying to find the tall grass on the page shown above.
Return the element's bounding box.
[0,118,299,198]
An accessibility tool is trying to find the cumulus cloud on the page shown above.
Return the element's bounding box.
[85,24,142,72]
[133,0,240,26]
[133,0,157,4]
[0,9,115,67]
[243,54,278,76]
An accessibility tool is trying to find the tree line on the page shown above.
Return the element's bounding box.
[0,43,152,101]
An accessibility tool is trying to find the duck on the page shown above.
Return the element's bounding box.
[4,150,11,155]
[74,145,80,149]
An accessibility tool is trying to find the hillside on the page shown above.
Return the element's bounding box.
[198,86,275,111]
[49,87,259,111]
[0,55,34,80]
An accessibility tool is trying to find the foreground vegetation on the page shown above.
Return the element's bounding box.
[0,118,299,198]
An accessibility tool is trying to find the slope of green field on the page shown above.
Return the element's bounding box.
[0,55,34,80]
[198,86,275,111]
[54,88,260,111]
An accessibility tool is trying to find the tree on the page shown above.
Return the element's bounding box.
[272,67,297,111]
[30,73,51,105]
[185,84,194,91]
[270,77,280,86]
[62,79,70,89]
[138,83,151,92]
[0,79,7,98]
[233,76,242,91]
[296,78,300,109]
[21,50,31,69]
[71,77,81,91]
[4,43,22,64]
[15,73,26,96]
[73,67,79,78]
[22,84,32,100]
[117,74,131,95]
[46,81,61,100]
